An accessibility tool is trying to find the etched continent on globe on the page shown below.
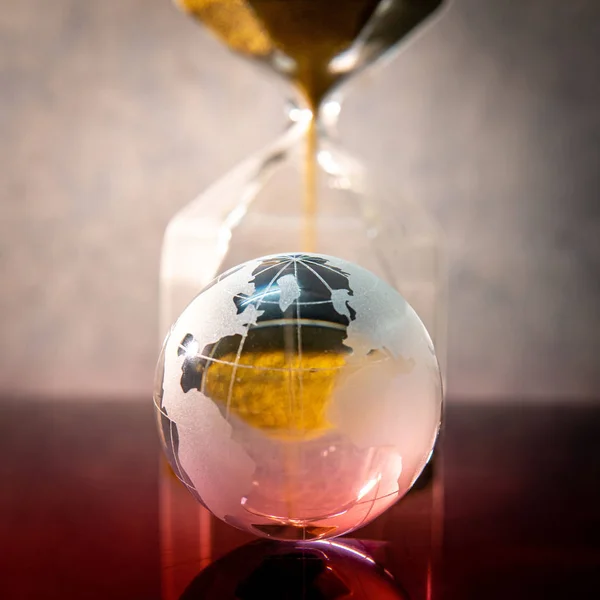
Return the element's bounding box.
[155,253,442,540]
[177,254,365,437]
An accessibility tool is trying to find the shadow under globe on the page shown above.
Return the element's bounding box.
[179,538,409,600]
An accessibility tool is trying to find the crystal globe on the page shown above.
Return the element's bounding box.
[154,253,442,540]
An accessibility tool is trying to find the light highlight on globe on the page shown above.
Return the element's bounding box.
[154,253,442,540]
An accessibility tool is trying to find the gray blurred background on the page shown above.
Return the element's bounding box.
[1,0,598,401]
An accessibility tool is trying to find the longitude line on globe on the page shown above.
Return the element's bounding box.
[224,259,294,420]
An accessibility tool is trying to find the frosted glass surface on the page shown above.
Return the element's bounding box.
[155,253,441,540]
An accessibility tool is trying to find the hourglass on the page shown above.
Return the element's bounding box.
[158,2,447,598]
[160,0,447,364]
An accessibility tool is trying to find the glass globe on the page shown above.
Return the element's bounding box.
[154,253,442,541]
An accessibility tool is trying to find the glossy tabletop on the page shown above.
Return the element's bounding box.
[1,399,598,599]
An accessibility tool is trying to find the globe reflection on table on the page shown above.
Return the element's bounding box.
[179,538,408,600]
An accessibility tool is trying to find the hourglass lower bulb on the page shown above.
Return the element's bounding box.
[154,253,442,541]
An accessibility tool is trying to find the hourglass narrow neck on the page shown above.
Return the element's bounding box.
[284,94,343,142]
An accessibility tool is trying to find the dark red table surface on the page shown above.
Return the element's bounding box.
[1,398,599,599]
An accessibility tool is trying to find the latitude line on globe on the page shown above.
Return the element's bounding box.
[175,345,391,373]
[164,452,401,506]
[232,297,333,306]
[176,349,382,372]
[301,258,354,281]
[153,403,406,510]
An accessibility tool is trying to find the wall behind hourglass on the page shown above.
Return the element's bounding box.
[1,0,598,402]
